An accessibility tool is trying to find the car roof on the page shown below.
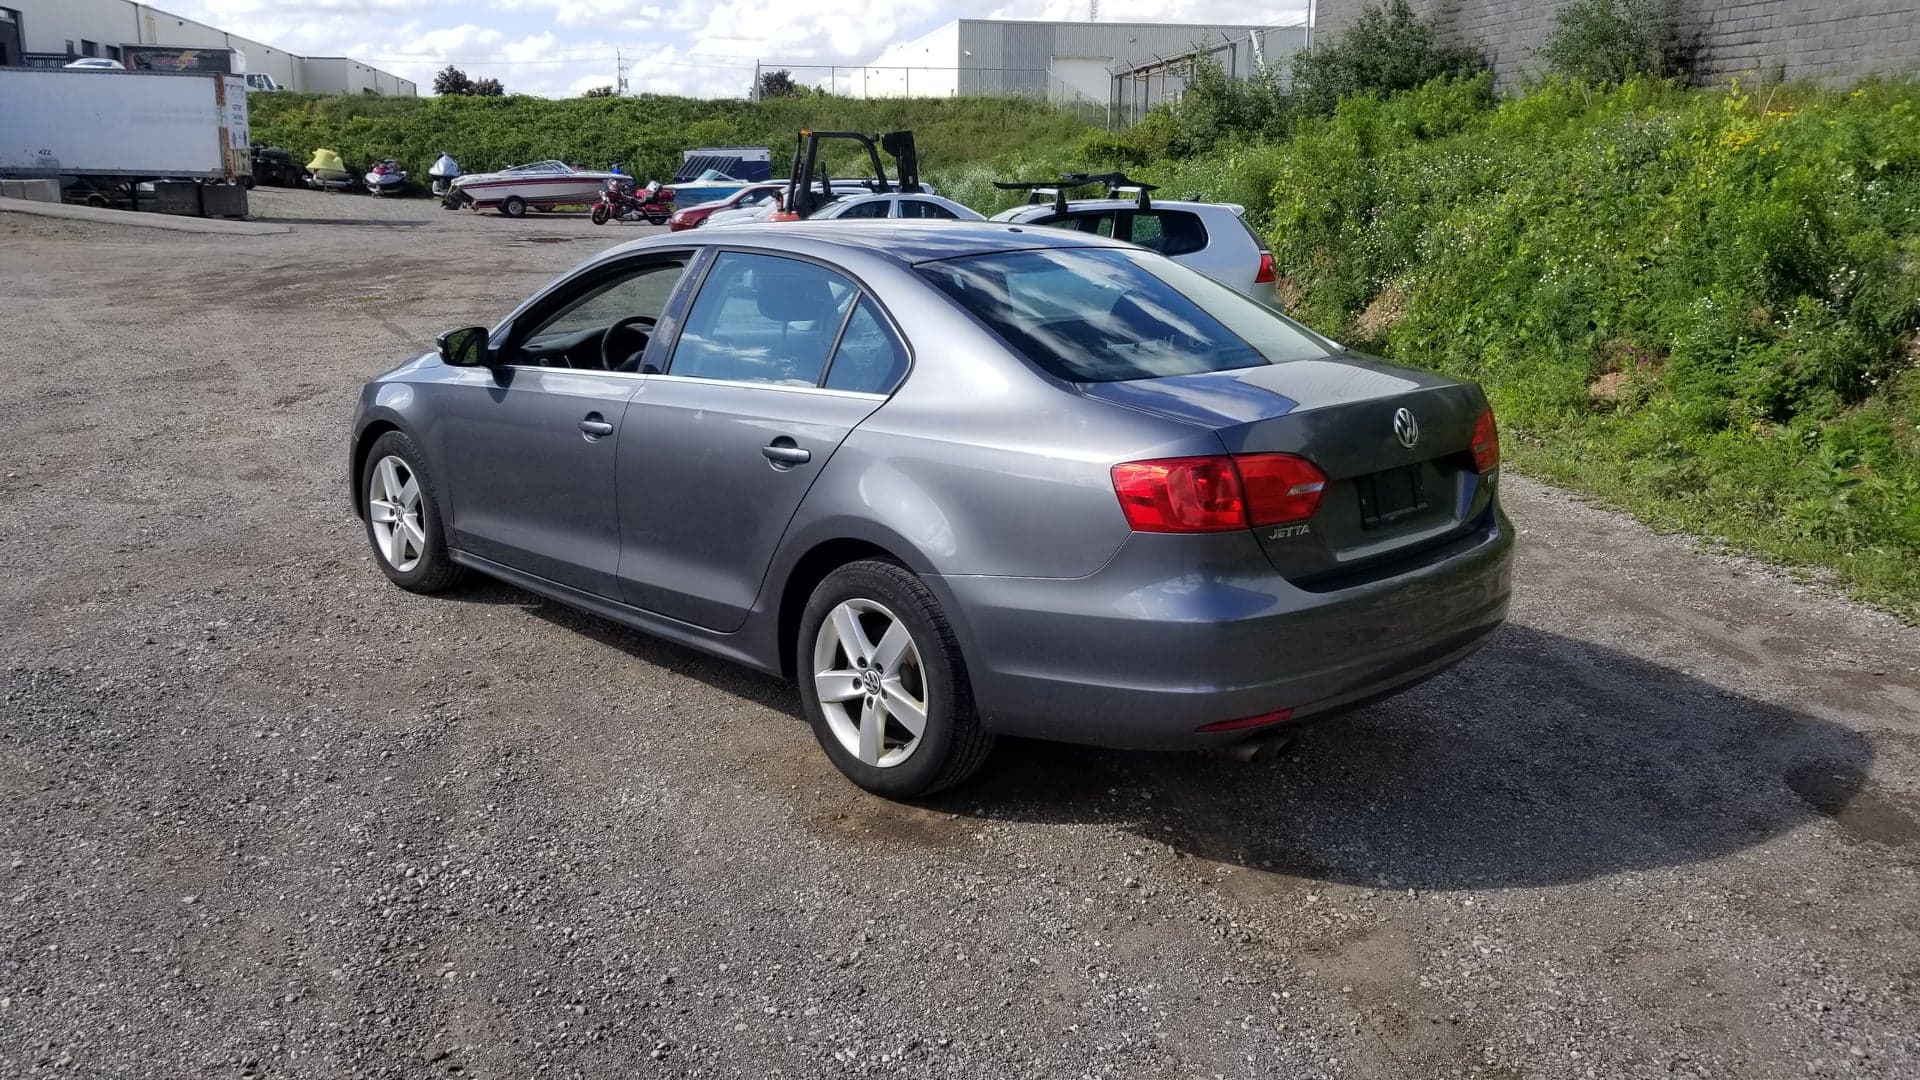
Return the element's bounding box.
[603,220,1131,267]
[1000,199,1246,217]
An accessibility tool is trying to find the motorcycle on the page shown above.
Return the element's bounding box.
[590,177,674,226]
[364,159,408,197]
[428,152,461,197]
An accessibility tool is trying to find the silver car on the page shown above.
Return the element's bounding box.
[991,198,1278,304]
[809,192,984,221]
[349,222,1512,797]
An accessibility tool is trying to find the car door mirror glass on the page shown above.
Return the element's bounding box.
[437,326,491,367]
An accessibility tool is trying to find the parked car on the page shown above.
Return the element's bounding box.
[349,222,1512,797]
[667,181,786,230]
[62,58,123,70]
[808,192,983,221]
[991,181,1278,305]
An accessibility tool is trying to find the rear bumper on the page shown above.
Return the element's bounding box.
[929,506,1514,750]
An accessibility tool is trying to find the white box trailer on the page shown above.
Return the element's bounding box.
[0,68,250,210]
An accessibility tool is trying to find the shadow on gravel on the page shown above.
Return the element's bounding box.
[440,580,1891,889]
[928,625,1884,890]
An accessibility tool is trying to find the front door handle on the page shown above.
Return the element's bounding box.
[761,440,811,466]
[579,414,615,437]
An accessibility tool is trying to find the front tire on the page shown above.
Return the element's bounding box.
[590,204,610,225]
[796,560,993,798]
[360,430,466,594]
[502,195,526,218]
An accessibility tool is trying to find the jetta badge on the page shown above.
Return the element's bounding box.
[1392,407,1420,450]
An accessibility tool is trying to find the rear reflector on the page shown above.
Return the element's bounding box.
[1197,709,1294,734]
[1255,252,1277,285]
[1471,406,1500,473]
[1112,453,1325,533]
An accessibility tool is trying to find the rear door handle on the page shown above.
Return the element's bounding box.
[579,414,615,437]
[761,441,811,466]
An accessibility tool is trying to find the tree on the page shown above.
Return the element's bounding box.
[583,85,616,97]
[471,77,506,97]
[758,68,800,99]
[1539,0,1685,83]
[433,64,473,96]
[1289,0,1487,117]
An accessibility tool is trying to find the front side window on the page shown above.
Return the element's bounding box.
[669,252,857,386]
[836,200,891,220]
[505,258,689,369]
[920,247,1328,383]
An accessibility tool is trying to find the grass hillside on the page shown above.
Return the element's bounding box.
[246,92,1096,186]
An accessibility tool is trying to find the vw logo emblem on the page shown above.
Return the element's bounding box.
[1392,407,1420,450]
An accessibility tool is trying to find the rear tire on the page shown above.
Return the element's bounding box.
[502,196,526,218]
[796,560,993,798]
[359,430,466,594]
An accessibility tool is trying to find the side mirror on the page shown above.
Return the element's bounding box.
[437,326,490,367]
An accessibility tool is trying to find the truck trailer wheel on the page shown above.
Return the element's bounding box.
[502,196,527,218]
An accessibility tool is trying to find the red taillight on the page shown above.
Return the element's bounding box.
[1197,708,1294,734]
[1255,252,1276,285]
[1471,407,1499,473]
[1112,456,1246,533]
[1111,453,1325,533]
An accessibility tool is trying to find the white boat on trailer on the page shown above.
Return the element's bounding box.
[443,160,614,216]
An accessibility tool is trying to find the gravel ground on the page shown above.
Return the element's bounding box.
[2,188,1918,1080]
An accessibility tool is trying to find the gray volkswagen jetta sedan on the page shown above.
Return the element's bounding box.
[350,222,1513,796]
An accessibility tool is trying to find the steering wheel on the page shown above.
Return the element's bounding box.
[601,315,657,372]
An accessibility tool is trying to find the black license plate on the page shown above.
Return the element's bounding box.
[1356,466,1427,528]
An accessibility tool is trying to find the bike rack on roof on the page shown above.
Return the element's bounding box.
[992,172,1158,213]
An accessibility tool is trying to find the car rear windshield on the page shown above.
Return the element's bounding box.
[918,247,1327,383]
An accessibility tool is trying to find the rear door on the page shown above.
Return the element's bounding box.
[614,250,909,631]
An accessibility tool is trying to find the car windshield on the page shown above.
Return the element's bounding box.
[919,247,1328,383]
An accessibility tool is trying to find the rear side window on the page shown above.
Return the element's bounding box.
[900,199,957,220]
[823,298,909,394]
[920,247,1327,383]
[1035,212,1114,238]
[670,252,856,386]
[1128,210,1208,257]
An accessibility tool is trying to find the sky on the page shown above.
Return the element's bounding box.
[162,0,1308,97]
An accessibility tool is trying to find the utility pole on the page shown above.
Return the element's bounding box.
[752,59,761,101]
[1089,0,1099,21]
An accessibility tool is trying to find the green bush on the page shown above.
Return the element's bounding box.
[1538,0,1686,83]
[1289,0,1488,118]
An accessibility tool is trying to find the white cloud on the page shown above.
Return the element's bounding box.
[155,0,1306,98]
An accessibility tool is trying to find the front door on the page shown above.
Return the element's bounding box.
[615,250,910,631]
[439,253,692,598]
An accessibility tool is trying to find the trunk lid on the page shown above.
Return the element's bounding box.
[1080,356,1497,587]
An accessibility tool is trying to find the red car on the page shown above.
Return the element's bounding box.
[666,182,785,231]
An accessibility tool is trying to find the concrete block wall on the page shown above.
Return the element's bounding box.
[1311,0,1920,87]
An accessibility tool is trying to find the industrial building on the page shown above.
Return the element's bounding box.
[0,0,415,95]
[851,18,1305,108]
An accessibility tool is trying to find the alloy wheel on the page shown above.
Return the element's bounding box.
[367,454,426,573]
[811,599,929,768]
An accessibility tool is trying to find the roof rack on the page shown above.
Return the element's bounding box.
[993,172,1158,213]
